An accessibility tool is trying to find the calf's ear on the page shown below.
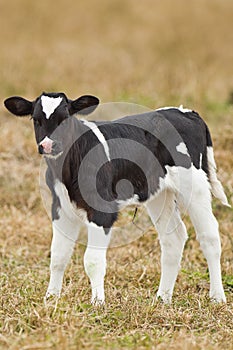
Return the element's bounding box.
[68,95,99,115]
[4,96,33,116]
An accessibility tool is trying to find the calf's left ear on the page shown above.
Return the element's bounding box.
[68,95,99,115]
[4,97,33,116]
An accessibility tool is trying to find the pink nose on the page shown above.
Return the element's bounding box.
[40,136,53,154]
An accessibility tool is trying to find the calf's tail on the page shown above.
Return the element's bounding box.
[206,125,231,207]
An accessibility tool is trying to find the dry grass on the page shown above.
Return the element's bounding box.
[0,0,233,349]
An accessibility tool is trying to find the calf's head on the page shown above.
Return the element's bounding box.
[4,92,99,157]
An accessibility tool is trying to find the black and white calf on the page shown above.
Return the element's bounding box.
[4,92,230,304]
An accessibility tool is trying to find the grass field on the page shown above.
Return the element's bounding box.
[0,0,233,349]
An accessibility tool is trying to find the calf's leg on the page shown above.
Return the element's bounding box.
[84,226,112,305]
[45,210,80,299]
[187,186,226,302]
[146,190,188,303]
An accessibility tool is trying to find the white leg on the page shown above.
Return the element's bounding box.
[187,186,226,302]
[84,225,111,305]
[45,209,80,299]
[146,190,188,303]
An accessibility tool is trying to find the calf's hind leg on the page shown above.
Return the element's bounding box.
[146,190,188,303]
[187,183,226,302]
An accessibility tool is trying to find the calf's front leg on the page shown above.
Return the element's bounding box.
[45,210,80,299]
[84,226,112,305]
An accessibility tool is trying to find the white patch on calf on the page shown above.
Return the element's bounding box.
[199,153,203,168]
[178,105,192,113]
[54,180,88,222]
[81,120,111,161]
[153,164,210,213]
[156,106,192,113]
[156,106,174,111]
[54,180,103,227]
[41,95,63,119]
[176,142,189,156]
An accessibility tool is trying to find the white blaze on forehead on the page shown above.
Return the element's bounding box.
[81,119,111,161]
[41,95,63,119]
[176,142,189,155]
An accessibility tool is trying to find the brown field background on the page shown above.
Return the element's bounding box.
[0,0,233,349]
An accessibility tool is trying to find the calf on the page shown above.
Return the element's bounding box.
[4,92,230,304]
